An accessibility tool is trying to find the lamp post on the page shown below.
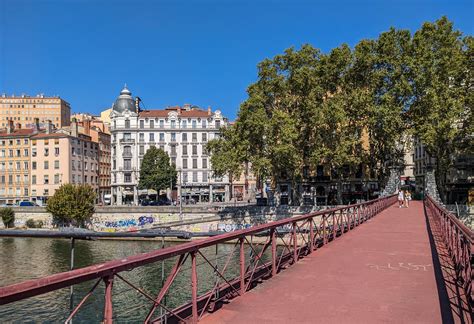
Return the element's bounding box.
[178,168,182,221]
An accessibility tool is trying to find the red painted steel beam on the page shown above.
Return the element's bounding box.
[0,196,396,306]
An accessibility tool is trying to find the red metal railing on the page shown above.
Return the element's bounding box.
[0,195,396,323]
[425,195,473,310]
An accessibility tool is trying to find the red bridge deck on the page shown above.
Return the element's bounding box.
[202,201,454,324]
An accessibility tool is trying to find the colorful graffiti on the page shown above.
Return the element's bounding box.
[217,223,252,232]
[138,216,154,226]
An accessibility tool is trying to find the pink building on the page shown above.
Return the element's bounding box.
[30,121,99,203]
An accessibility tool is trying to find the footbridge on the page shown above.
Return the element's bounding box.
[0,195,472,323]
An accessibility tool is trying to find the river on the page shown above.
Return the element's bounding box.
[0,237,268,323]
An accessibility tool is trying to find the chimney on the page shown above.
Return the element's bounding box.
[46,120,53,134]
[7,120,14,134]
[207,106,211,116]
[71,118,78,137]
[135,97,141,113]
[84,119,91,135]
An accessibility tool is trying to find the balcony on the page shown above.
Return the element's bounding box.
[120,138,135,144]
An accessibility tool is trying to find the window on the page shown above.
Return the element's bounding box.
[55,147,59,155]
[150,120,155,128]
[24,149,29,156]
[23,174,28,184]
[16,139,20,145]
[84,162,88,171]
[140,120,144,128]
[202,133,207,142]
[202,120,207,128]
[32,161,37,170]
[0,149,4,157]
[139,133,144,141]
[123,133,131,141]
[215,120,221,128]
[54,139,59,145]
[54,174,60,184]
[192,172,198,182]
[44,161,49,169]
[183,172,188,183]
[202,172,208,182]
[9,149,13,157]
[171,120,176,129]
[16,161,20,170]
[182,120,187,128]
[44,148,49,156]
[149,133,155,142]
[44,175,49,184]
[159,133,164,141]
[24,139,28,145]
[24,188,28,196]
[16,149,21,157]
[202,158,208,169]
[139,145,144,155]
[170,145,177,155]
[55,160,59,169]
[8,175,13,183]
[192,133,197,142]
[182,145,188,155]
[124,159,132,170]
[159,120,164,128]
[193,158,198,169]
[125,119,130,128]
[32,140,36,146]
[44,189,49,196]
[183,157,189,169]
[113,159,116,170]
[84,176,88,183]
[124,173,132,183]
[192,120,197,128]
[171,157,176,166]
[123,146,132,156]
[171,133,176,142]
[16,175,20,184]
[182,133,187,142]
[192,145,198,155]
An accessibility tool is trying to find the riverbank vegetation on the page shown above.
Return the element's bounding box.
[1,207,15,228]
[46,184,96,227]
[208,17,473,198]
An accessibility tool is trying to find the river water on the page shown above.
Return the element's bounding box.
[0,237,267,323]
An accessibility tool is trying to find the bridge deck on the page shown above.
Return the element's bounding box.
[202,201,450,324]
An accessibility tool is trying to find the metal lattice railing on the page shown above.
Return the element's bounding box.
[0,195,397,323]
[425,195,473,311]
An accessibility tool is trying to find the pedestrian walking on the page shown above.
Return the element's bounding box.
[398,190,404,208]
[405,191,411,208]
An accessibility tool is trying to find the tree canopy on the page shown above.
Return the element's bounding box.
[207,16,472,198]
[139,147,177,195]
[46,184,96,227]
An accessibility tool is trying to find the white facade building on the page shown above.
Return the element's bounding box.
[110,86,230,205]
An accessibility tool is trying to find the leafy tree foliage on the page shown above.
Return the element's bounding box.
[139,147,177,195]
[46,184,96,227]
[209,16,471,200]
[1,207,15,228]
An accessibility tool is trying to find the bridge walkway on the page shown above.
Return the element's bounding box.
[201,201,454,324]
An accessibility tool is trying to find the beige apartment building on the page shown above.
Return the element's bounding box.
[0,94,71,129]
[30,121,99,203]
[0,121,39,204]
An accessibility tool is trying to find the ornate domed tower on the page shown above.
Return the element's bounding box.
[112,85,136,114]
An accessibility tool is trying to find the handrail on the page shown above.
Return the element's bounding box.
[0,195,397,323]
[424,195,473,311]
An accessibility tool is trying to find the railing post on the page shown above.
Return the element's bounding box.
[239,237,245,295]
[323,215,327,245]
[271,229,277,277]
[332,213,336,239]
[309,218,314,253]
[103,275,114,324]
[191,251,198,324]
[293,222,298,263]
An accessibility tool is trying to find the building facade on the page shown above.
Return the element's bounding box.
[110,86,230,205]
[0,121,38,204]
[30,121,100,203]
[0,94,71,129]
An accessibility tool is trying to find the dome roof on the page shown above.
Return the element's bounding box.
[112,85,135,113]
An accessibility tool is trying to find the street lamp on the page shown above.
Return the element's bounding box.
[178,168,182,221]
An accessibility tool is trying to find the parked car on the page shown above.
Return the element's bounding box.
[0,203,15,208]
[18,201,37,207]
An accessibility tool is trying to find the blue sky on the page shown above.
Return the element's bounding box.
[0,0,472,120]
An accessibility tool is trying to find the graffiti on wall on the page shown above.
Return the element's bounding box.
[217,223,253,232]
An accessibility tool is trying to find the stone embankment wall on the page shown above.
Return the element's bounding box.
[1,205,321,233]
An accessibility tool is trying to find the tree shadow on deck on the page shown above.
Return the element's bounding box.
[423,203,471,324]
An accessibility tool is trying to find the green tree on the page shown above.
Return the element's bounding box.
[409,17,471,197]
[139,147,177,198]
[0,207,15,228]
[46,184,96,227]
